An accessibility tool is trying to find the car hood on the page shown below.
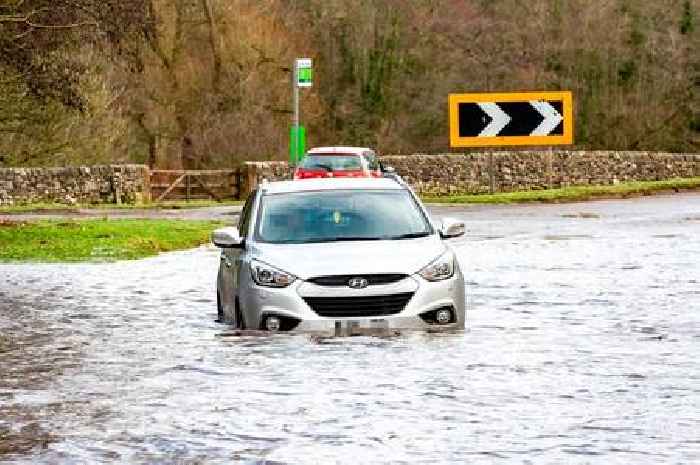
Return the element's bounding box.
[250,236,446,280]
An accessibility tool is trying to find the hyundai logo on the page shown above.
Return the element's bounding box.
[348,277,369,289]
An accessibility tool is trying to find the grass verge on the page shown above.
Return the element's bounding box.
[0,199,242,214]
[422,177,700,204]
[0,219,226,262]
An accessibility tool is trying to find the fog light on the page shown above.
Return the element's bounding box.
[265,316,281,331]
[435,309,452,325]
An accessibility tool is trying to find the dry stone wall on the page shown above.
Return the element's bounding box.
[2,151,698,206]
[386,151,700,195]
[242,151,700,197]
[241,161,292,197]
[0,165,150,206]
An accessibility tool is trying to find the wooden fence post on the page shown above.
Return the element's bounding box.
[488,151,495,194]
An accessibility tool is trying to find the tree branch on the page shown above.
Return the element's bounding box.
[201,0,222,92]
[143,0,172,70]
[24,19,98,29]
[0,8,97,29]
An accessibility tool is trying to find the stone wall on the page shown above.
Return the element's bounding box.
[384,151,700,195]
[2,151,698,206]
[241,151,700,197]
[241,161,292,198]
[0,165,150,206]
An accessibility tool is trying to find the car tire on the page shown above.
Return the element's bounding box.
[235,297,246,330]
[216,292,224,323]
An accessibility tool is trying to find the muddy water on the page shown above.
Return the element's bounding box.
[1,194,699,464]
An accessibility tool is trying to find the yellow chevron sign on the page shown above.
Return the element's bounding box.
[449,91,574,147]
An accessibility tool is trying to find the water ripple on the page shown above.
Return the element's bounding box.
[2,196,700,464]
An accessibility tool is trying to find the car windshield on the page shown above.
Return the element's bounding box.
[256,190,433,244]
[300,154,363,171]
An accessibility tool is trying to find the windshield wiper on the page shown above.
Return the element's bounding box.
[387,232,431,240]
[304,234,430,243]
[304,236,384,243]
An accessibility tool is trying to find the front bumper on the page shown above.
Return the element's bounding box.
[239,272,466,332]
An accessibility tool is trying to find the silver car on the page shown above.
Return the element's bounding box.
[212,177,466,333]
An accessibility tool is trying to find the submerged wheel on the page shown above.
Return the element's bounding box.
[234,297,246,330]
[216,292,224,323]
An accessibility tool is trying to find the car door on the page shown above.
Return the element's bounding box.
[220,190,256,320]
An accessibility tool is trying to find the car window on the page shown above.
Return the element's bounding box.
[238,189,257,237]
[300,154,363,171]
[256,190,433,244]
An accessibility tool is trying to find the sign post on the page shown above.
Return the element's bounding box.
[291,58,313,165]
[289,126,306,165]
[449,91,573,148]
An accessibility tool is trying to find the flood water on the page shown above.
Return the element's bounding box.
[1,194,699,464]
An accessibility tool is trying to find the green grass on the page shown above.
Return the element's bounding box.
[422,177,700,204]
[0,219,226,262]
[0,199,243,214]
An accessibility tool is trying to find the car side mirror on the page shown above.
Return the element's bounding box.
[383,165,396,174]
[212,227,245,249]
[439,217,465,239]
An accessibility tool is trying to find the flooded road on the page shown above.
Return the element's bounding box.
[1,194,699,464]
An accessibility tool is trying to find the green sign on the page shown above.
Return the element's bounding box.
[290,126,306,164]
[296,58,313,88]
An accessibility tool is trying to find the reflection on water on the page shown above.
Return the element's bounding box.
[1,194,700,464]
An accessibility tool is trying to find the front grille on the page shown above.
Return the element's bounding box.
[307,274,409,287]
[303,292,414,318]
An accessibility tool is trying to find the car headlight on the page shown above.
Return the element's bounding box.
[250,260,296,287]
[418,250,455,282]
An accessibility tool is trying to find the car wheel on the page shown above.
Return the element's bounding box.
[235,297,246,330]
[216,292,224,323]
